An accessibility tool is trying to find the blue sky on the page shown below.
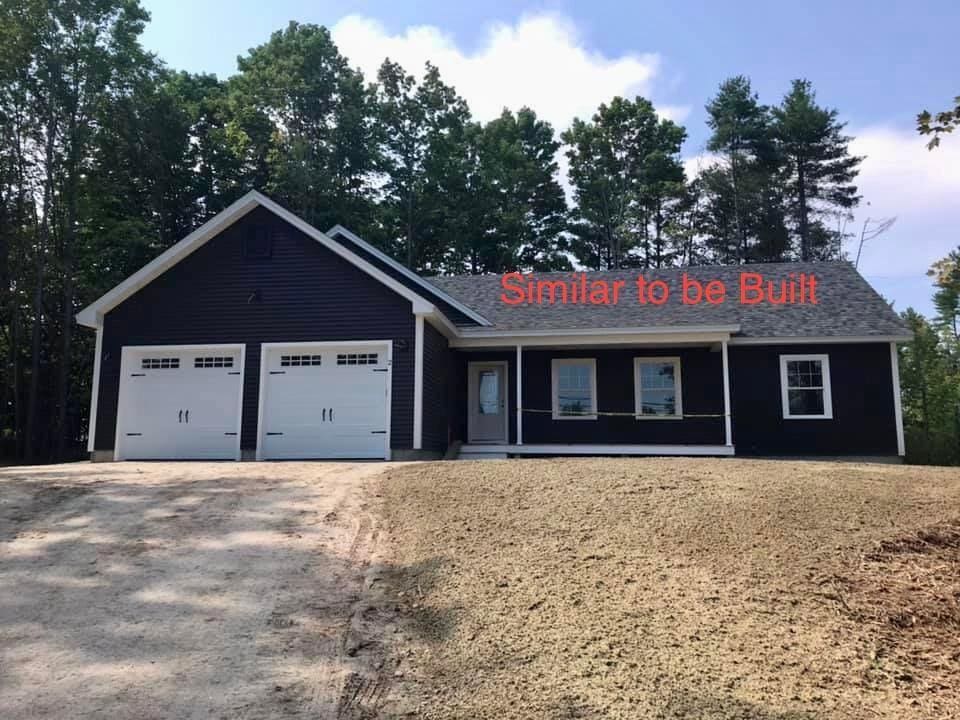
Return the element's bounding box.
[140,0,960,316]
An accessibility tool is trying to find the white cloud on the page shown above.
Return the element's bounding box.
[331,13,661,130]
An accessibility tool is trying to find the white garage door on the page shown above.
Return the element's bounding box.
[116,345,244,460]
[259,343,390,460]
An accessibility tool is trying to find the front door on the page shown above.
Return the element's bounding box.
[468,362,508,443]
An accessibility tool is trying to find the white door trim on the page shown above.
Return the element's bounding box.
[467,360,509,444]
[255,340,393,461]
[114,343,246,461]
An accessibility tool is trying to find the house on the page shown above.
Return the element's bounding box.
[76,190,911,462]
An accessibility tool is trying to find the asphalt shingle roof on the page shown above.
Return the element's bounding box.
[426,261,911,338]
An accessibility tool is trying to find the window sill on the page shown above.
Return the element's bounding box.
[552,414,598,421]
[783,414,834,420]
[635,414,683,420]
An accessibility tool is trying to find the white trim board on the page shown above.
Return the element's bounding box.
[86,325,103,452]
[327,224,491,326]
[76,190,436,328]
[413,315,425,450]
[453,330,737,349]
[729,335,912,345]
[890,342,905,456]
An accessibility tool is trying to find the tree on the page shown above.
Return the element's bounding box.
[563,96,687,269]
[917,96,960,149]
[468,108,569,272]
[899,309,960,465]
[928,247,960,346]
[232,22,377,232]
[772,79,862,261]
[374,60,474,271]
[699,76,789,264]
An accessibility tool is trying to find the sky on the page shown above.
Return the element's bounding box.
[139,0,960,317]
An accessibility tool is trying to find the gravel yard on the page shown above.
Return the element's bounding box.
[0,461,399,720]
[378,458,960,720]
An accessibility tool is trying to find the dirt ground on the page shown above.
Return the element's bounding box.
[0,461,404,720]
[377,458,960,720]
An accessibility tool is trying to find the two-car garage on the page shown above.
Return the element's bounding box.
[114,342,391,461]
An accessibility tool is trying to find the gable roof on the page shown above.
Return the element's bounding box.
[427,262,912,340]
[76,190,442,328]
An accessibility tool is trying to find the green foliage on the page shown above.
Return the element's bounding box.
[899,308,960,465]
[917,96,960,149]
[772,80,862,261]
[700,76,789,264]
[562,96,687,269]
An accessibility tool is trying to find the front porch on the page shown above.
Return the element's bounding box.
[446,326,738,456]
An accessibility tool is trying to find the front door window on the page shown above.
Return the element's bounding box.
[478,370,500,415]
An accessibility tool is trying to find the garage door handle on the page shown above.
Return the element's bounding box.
[178,409,182,423]
[269,371,285,375]
[185,410,189,424]
[266,432,283,436]
[372,368,388,373]
[370,430,386,434]
[322,408,326,422]
[329,408,334,423]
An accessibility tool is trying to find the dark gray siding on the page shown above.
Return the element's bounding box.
[452,347,724,446]
[421,322,452,452]
[329,232,479,326]
[95,206,416,452]
[521,347,724,445]
[729,343,898,455]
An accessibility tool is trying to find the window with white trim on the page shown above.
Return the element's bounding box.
[780,354,833,419]
[551,358,597,419]
[634,357,682,419]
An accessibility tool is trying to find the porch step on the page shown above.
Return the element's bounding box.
[457,444,509,460]
[458,451,509,460]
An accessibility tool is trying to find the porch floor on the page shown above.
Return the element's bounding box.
[458,443,735,459]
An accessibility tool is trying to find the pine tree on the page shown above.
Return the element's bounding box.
[772,79,862,261]
[700,76,786,263]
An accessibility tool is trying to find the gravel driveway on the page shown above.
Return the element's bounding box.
[0,461,399,719]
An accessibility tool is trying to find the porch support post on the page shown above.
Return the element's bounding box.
[86,322,104,453]
[890,341,905,457]
[721,339,733,448]
[413,314,424,450]
[516,344,523,445]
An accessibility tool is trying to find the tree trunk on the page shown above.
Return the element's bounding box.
[797,159,809,261]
